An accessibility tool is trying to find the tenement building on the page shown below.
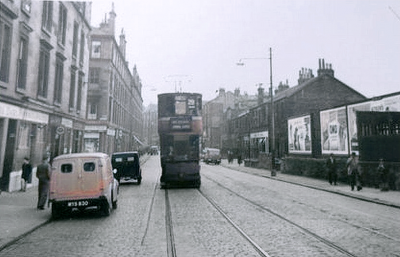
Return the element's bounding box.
[203,88,258,151]
[0,1,91,191]
[85,4,144,154]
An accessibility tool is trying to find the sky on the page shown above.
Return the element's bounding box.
[90,0,400,107]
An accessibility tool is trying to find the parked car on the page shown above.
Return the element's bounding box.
[149,146,159,155]
[49,153,119,218]
[204,148,221,165]
[111,151,142,184]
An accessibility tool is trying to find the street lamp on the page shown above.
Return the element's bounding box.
[236,48,276,176]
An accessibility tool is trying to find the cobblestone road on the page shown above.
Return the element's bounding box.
[1,156,399,257]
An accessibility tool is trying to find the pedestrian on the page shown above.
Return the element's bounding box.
[228,151,233,164]
[237,154,242,166]
[377,158,389,191]
[21,157,32,192]
[326,153,337,185]
[36,156,51,210]
[346,152,362,191]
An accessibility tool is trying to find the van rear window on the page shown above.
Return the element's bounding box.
[84,162,95,172]
[61,164,73,173]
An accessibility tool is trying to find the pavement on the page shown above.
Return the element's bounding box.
[1,158,399,251]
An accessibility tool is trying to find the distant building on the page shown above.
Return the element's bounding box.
[85,4,144,154]
[202,88,258,150]
[0,1,91,191]
[143,104,158,147]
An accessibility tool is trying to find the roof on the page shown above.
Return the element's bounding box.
[272,74,366,102]
[112,151,139,156]
[52,152,109,161]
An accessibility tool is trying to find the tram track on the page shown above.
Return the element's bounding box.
[197,189,271,257]
[199,174,359,257]
[164,189,177,257]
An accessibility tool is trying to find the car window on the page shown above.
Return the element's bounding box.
[83,162,96,172]
[61,164,73,173]
[127,156,135,162]
[114,157,123,163]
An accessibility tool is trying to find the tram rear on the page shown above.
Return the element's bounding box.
[158,93,203,188]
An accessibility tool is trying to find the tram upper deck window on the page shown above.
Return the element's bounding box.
[158,94,201,117]
[175,97,187,115]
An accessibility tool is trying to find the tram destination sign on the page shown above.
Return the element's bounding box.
[170,117,192,131]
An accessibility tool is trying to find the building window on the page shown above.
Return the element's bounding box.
[109,96,113,122]
[54,55,64,104]
[18,123,31,148]
[0,21,12,83]
[72,22,79,58]
[79,31,85,64]
[69,68,76,109]
[74,2,86,17]
[76,72,83,112]
[16,37,29,90]
[41,1,53,33]
[21,0,32,14]
[37,44,51,98]
[89,68,100,83]
[88,102,97,120]
[58,3,67,45]
[91,41,101,58]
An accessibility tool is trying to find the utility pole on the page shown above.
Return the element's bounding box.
[270,47,276,176]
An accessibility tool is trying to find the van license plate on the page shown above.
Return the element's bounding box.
[67,201,89,207]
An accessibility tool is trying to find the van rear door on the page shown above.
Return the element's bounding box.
[80,158,103,197]
[51,158,102,200]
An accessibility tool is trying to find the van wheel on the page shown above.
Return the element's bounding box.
[137,178,142,185]
[51,204,59,219]
[112,197,118,209]
[51,203,61,219]
[101,201,111,216]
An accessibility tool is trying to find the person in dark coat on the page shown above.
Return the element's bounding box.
[377,158,389,191]
[326,153,338,185]
[36,157,51,210]
[237,154,242,166]
[21,157,32,192]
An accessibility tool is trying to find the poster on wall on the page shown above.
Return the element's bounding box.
[370,94,400,112]
[347,94,400,154]
[347,101,371,154]
[320,106,348,155]
[288,115,311,154]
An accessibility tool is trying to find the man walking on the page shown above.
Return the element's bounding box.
[326,153,337,185]
[346,152,362,191]
[36,156,51,210]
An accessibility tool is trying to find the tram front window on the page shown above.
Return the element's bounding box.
[161,135,199,162]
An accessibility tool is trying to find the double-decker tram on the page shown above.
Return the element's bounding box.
[158,93,203,188]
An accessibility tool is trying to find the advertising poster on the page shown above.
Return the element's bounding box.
[370,94,400,112]
[288,115,311,154]
[320,107,348,155]
[347,101,371,154]
[347,94,400,154]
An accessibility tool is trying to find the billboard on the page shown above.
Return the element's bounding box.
[320,106,348,155]
[288,115,311,154]
[347,94,400,154]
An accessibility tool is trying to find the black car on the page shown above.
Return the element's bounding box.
[111,151,142,184]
